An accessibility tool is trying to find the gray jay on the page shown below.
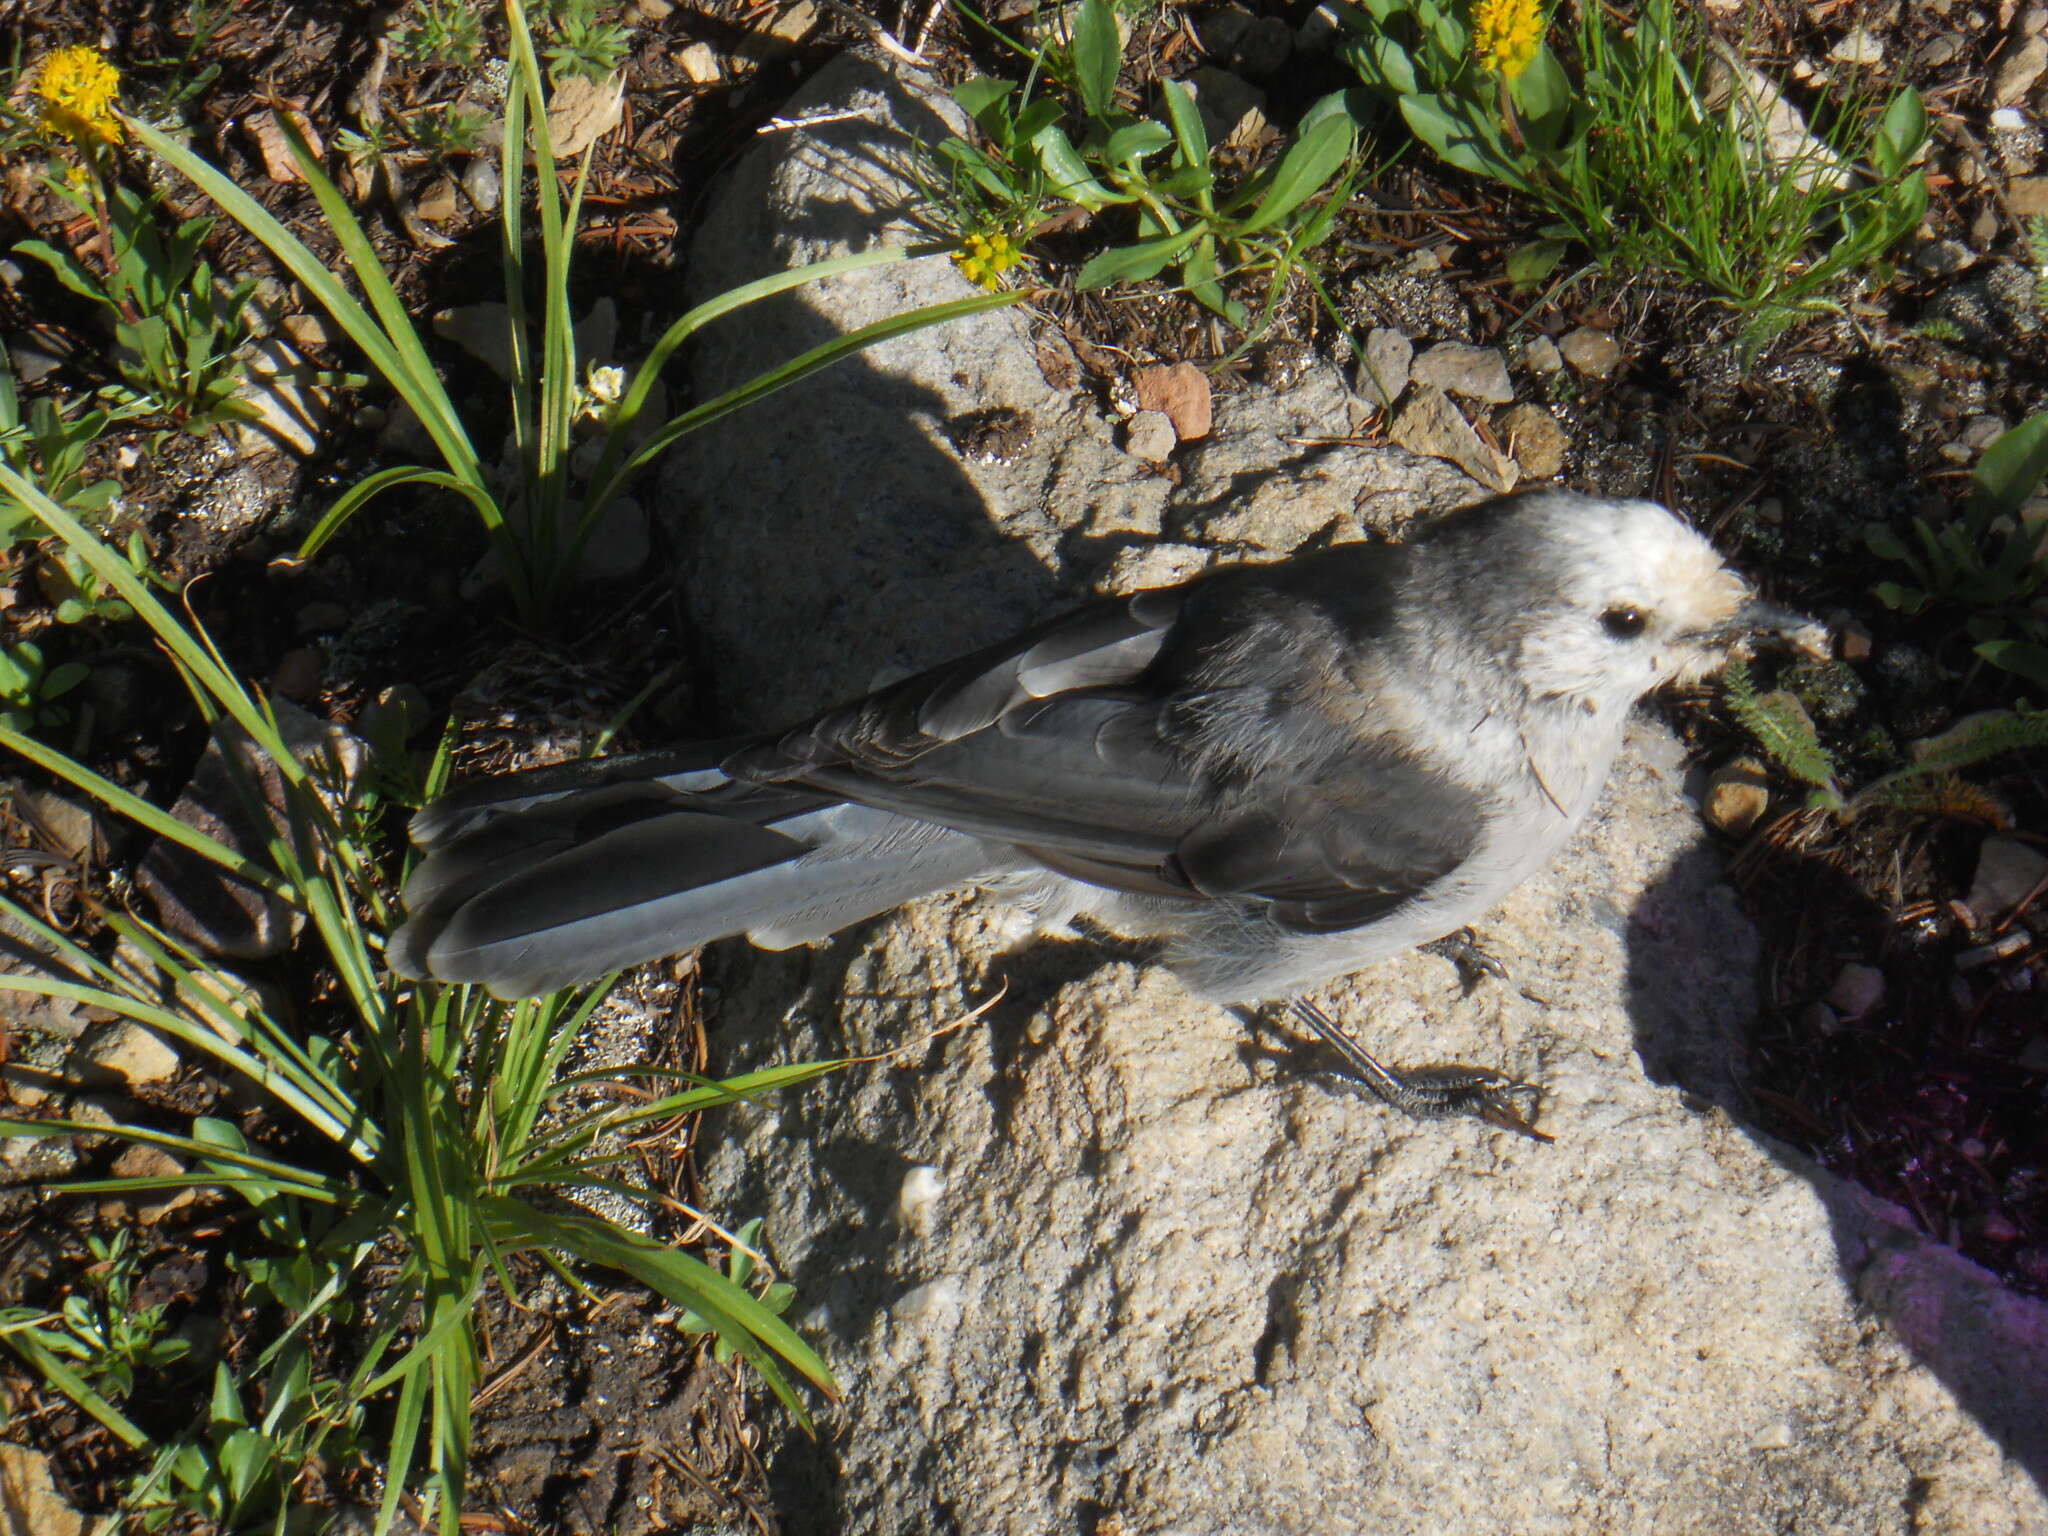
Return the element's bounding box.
[389,489,1820,1131]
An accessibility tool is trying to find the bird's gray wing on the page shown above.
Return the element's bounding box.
[728,570,1482,930]
[1167,754,1482,931]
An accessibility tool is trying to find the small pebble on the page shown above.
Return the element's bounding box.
[1993,34,2048,105]
[1963,835,2048,924]
[2006,174,2048,215]
[1829,27,1884,66]
[1826,962,1886,1020]
[1974,1209,2023,1243]
[462,156,502,215]
[1703,758,1772,838]
[1357,326,1413,411]
[898,1165,946,1234]
[1519,334,1564,375]
[1409,341,1514,404]
[1918,34,1964,68]
[1123,410,1177,462]
[675,41,722,83]
[1833,615,1874,663]
[1498,402,1568,479]
[1962,413,2010,450]
[1991,105,2030,130]
[1558,326,1623,380]
[1913,239,1974,275]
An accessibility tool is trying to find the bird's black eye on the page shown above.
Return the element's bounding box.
[1601,606,1647,639]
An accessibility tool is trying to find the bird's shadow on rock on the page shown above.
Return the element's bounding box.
[1625,831,2048,1494]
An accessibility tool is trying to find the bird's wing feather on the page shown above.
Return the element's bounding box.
[729,566,1483,930]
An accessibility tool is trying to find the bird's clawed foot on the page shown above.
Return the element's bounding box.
[1421,927,1509,995]
[1288,999,1552,1143]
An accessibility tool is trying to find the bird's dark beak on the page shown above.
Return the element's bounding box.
[1728,596,1831,660]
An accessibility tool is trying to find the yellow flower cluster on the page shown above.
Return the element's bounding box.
[1470,0,1543,81]
[954,231,1022,291]
[33,45,123,148]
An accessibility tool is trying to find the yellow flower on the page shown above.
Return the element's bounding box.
[1470,0,1543,81]
[33,46,124,148]
[953,231,1022,292]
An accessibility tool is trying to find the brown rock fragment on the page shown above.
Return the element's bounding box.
[1133,363,1213,443]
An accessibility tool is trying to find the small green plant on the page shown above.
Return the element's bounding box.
[393,0,487,67]
[0,353,124,546]
[1342,0,1928,347]
[0,458,849,1535]
[674,1216,797,1363]
[15,177,260,435]
[126,0,233,114]
[404,101,491,159]
[0,639,89,734]
[935,0,1357,327]
[542,0,633,84]
[1867,414,2048,690]
[1722,660,2048,819]
[127,0,1017,624]
[0,1231,192,1403]
[1,350,180,627]
[2024,214,2048,311]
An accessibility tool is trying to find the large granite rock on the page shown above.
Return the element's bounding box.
[663,53,1471,728]
[662,50,2048,1536]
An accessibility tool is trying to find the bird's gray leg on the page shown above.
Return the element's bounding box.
[1287,999,1552,1143]
[1420,926,1509,995]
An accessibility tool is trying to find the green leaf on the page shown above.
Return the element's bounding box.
[1298,87,1370,136]
[1070,0,1122,120]
[41,662,88,699]
[124,115,491,508]
[1104,120,1173,168]
[1504,239,1568,286]
[1075,227,1203,289]
[1032,124,1116,208]
[1870,580,1928,614]
[1161,78,1208,168]
[1976,639,2048,689]
[1511,45,1571,146]
[1182,234,1227,316]
[13,240,113,312]
[952,77,1015,132]
[1236,114,1354,235]
[1413,0,1468,62]
[1360,34,1419,97]
[1398,94,1527,190]
[1012,97,1064,145]
[1970,412,2048,521]
[1871,86,1927,179]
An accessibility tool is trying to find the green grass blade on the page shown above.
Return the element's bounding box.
[0,724,290,896]
[298,466,507,559]
[577,289,1025,550]
[1,1325,152,1449]
[0,464,297,771]
[484,1196,835,1397]
[582,244,937,511]
[0,1117,344,1199]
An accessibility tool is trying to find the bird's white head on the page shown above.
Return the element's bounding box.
[1432,492,1826,714]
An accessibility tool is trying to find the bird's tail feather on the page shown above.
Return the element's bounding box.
[389,751,996,999]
